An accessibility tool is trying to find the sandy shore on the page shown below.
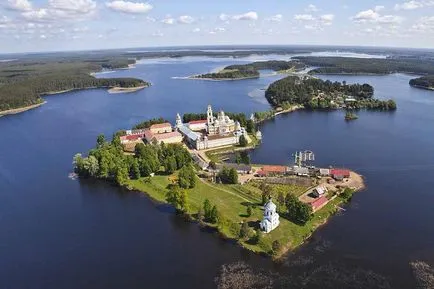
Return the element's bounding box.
[107,85,148,94]
[0,101,46,116]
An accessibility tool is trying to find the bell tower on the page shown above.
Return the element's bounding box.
[175,113,182,128]
[207,105,214,125]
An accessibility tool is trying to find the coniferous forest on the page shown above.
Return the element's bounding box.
[0,57,148,112]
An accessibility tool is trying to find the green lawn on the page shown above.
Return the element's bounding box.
[126,174,353,258]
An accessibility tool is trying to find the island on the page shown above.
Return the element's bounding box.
[73,104,365,259]
[190,60,305,80]
[265,76,397,111]
[345,111,358,121]
[409,76,434,91]
[0,57,150,116]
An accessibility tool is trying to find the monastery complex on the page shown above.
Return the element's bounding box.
[119,105,253,152]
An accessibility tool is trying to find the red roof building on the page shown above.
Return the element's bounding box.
[310,196,328,211]
[330,169,350,178]
[120,134,143,143]
[262,165,288,174]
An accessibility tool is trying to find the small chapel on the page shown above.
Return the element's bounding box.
[260,199,280,233]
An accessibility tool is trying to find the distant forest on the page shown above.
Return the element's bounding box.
[225,60,306,72]
[265,76,396,110]
[0,57,148,111]
[409,76,434,90]
[295,56,434,75]
[194,60,305,80]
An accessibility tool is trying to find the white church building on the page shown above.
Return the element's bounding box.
[175,105,251,150]
[260,199,280,233]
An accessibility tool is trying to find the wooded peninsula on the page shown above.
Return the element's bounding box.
[409,76,434,90]
[0,57,149,113]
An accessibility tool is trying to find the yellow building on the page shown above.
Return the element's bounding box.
[150,123,172,134]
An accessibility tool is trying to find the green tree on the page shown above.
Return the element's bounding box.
[239,135,248,147]
[260,182,272,205]
[178,165,196,189]
[166,185,189,213]
[130,159,140,179]
[96,134,106,148]
[246,205,252,217]
[239,222,249,239]
[246,119,255,134]
[210,205,219,224]
[115,165,128,185]
[203,199,212,222]
[285,193,312,224]
[277,191,285,207]
[229,168,238,184]
[85,156,100,177]
[165,156,177,174]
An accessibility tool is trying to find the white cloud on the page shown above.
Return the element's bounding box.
[21,0,97,22]
[161,17,174,24]
[192,28,200,32]
[320,14,334,25]
[294,14,315,21]
[305,4,319,12]
[266,14,283,22]
[106,1,152,14]
[410,16,434,32]
[394,0,434,10]
[39,34,47,39]
[215,27,225,32]
[220,11,258,21]
[352,8,403,24]
[178,15,194,24]
[7,0,32,11]
[233,11,258,21]
[353,9,379,22]
[219,13,229,21]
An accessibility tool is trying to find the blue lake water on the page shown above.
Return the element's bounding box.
[1,58,434,289]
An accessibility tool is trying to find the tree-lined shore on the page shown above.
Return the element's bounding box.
[0,57,149,112]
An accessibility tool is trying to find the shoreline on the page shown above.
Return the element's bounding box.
[410,84,434,91]
[122,163,365,260]
[0,84,149,117]
[0,101,46,116]
[107,85,148,94]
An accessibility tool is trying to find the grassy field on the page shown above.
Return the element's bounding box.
[126,173,353,258]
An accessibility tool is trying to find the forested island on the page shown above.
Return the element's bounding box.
[192,60,305,80]
[265,76,397,110]
[0,57,149,114]
[409,76,434,90]
[295,56,434,75]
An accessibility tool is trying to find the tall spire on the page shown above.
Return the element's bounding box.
[207,105,214,125]
[175,113,182,128]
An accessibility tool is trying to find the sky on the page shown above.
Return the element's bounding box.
[0,0,434,53]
